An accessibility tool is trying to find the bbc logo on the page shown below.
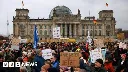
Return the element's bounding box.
[3,62,37,67]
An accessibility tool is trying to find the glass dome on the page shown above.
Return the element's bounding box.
[49,6,72,18]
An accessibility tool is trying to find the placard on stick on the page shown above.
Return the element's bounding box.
[60,52,79,67]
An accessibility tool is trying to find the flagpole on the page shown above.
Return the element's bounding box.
[22,0,24,9]
[7,13,9,37]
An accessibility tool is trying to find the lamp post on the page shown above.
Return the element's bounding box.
[93,24,94,39]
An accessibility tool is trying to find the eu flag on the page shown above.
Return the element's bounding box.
[33,25,39,49]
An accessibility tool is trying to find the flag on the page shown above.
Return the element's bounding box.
[106,3,108,7]
[22,1,24,6]
[33,25,39,49]
[93,19,97,24]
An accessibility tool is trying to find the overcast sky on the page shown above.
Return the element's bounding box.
[0,0,128,35]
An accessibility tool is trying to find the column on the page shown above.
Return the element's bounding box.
[79,24,82,37]
[61,24,63,36]
[65,24,67,38]
[16,24,18,36]
[69,24,72,38]
[74,24,76,38]
[103,24,105,36]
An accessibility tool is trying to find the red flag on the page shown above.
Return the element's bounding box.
[106,3,108,7]
[93,19,97,24]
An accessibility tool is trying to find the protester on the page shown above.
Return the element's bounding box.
[93,59,107,72]
[20,66,27,72]
[104,57,115,72]
[0,38,128,72]
[79,52,91,72]
[50,54,59,70]
[116,54,128,72]
[33,49,45,72]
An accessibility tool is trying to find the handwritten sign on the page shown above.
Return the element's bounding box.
[90,48,103,63]
[53,27,60,38]
[60,52,79,67]
[42,49,52,60]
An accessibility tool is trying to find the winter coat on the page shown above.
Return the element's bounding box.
[52,60,59,69]
[33,55,45,72]
[79,59,91,72]
[93,67,107,72]
[104,62,115,72]
[116,59,128,72]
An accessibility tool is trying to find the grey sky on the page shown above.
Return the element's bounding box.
[0,0,128,35]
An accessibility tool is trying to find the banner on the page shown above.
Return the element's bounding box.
[42,49,52,60]
[60,52,79,67]
[53,27,60,38]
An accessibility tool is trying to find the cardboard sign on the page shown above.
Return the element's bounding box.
[12,38,20,45]
[60,52,79,67]
[42,49,52,60]
[94,39,104,48]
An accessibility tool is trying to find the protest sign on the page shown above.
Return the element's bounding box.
[60,52,79,67]
[53,27,60,38]
[12,38,20,45]
[101,49,106,62]
[11,45,19,50]
[94,39,104,48]
[90,49,103,63]
[42,49,52,60]
[20,39,27,43]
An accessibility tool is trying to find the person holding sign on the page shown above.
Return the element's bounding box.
[79,52,91,72]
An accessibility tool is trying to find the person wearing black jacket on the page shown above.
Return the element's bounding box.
[93,59,107,72]
[113,46,121,66]
[116,54,128,72]
[79,52,91,72]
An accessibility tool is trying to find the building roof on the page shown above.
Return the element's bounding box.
[49,6,72,19]
[15,8,29,12]
[99,10,113,13]
[29,18,52,22]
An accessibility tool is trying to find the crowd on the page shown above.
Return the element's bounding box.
[0,40,128,72]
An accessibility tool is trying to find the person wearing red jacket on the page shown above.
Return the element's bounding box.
[104,57,115,72]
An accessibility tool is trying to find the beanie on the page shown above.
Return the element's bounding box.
[121,54,126,58]
[96,59,103,65]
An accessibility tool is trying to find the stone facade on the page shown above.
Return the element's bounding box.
[13,6,116,40]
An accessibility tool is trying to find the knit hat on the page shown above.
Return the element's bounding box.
[36,49,42,55]
[96,59,103,65]
[121,54,126,58]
